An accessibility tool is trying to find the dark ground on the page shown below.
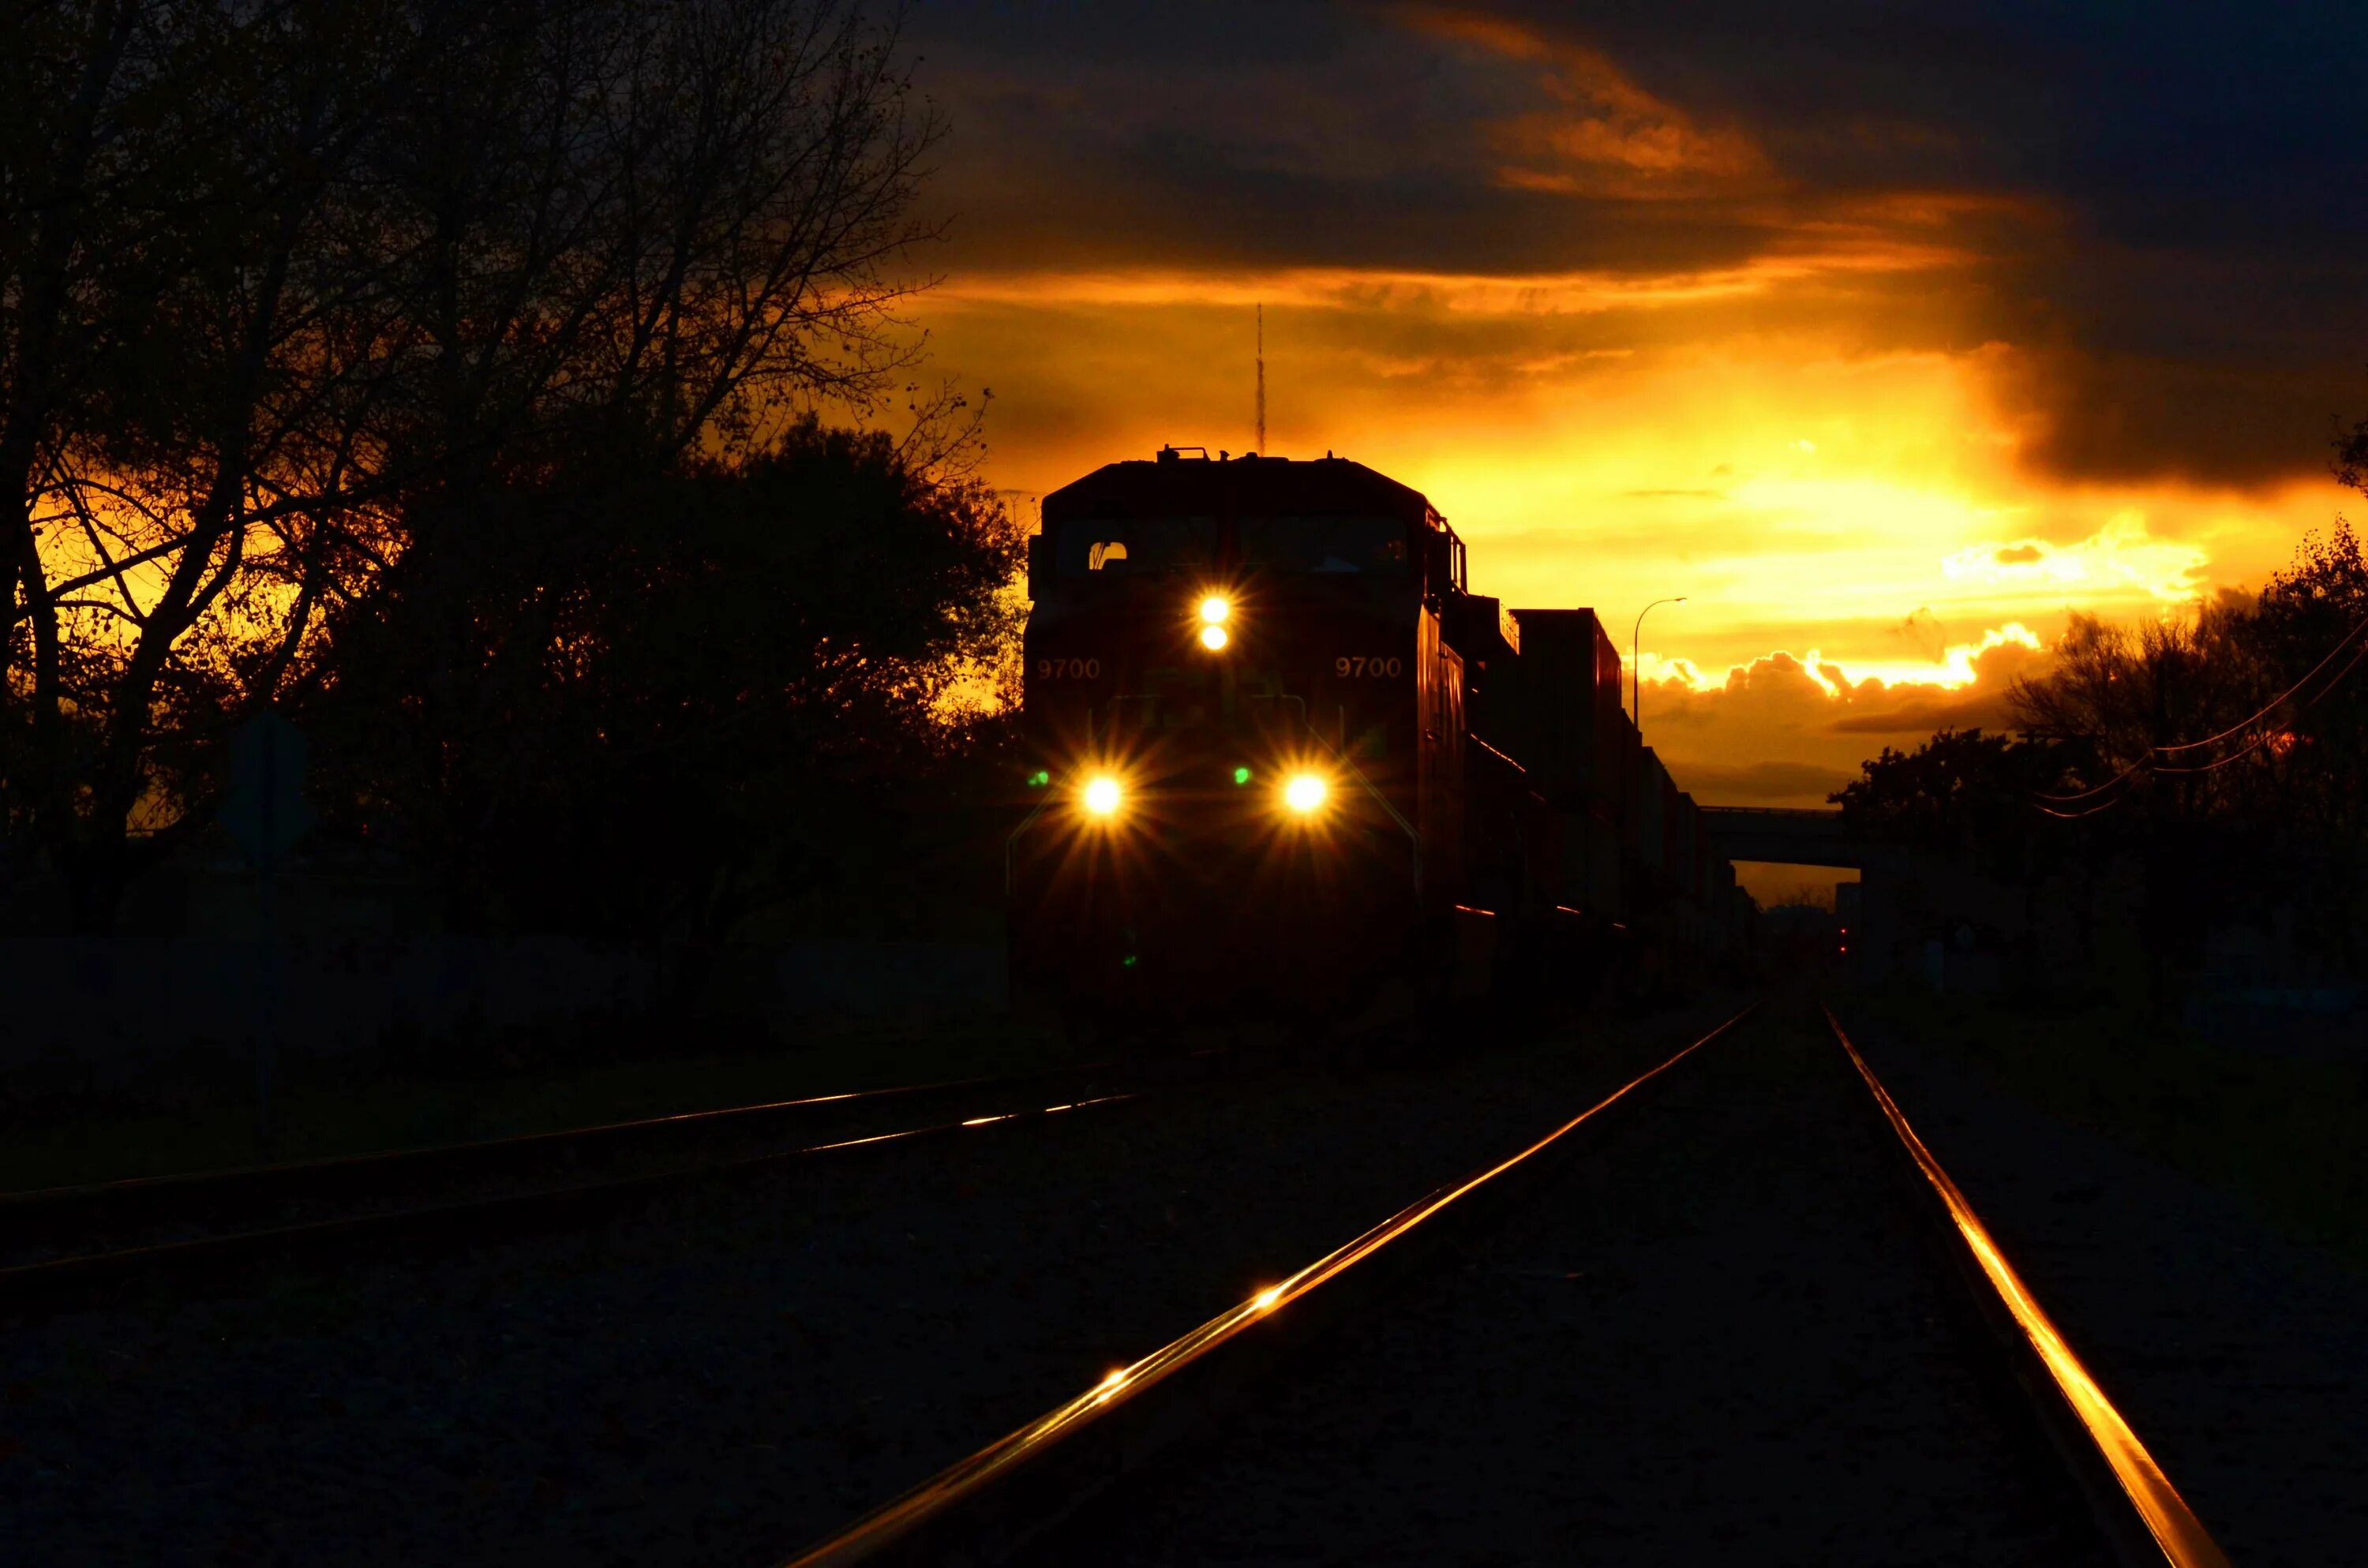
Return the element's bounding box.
[1845,1009,2368,1568]
[2,999,1737,1566]
[4,993,2352,1566]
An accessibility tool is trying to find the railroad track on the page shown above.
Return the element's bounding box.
[1823,1006,2228,1568]
[0,1052,1205,1309]
[780,1000,2231,1566]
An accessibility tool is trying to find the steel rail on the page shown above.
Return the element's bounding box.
[783,1001,1759,1568]
[1823,1005,2231,1568]
[0,1046,1217,1277]
[0,1091,1141,1304]
[0,1059,1133,1221]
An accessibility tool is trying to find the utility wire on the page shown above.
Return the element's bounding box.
[2033,612,2368,811]
[2033,795,2130,821]
[2153,632,2368,775]
[2147,723,2277,779]
[2033,754,2148,806]
[2153,613,2368,754]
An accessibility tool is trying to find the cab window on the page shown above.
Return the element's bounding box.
[1239,516,1410,574]
[1056,516,1216,575]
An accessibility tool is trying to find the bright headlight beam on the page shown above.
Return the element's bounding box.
[1283,774,1327,814]
[1198,624,1229,651]
[1082,776,1122,817]
[1198,596,1230,625]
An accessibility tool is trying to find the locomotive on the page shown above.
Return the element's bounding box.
[1006,447,1750,1026]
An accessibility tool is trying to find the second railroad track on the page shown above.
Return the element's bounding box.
[0,1050,1212,1308]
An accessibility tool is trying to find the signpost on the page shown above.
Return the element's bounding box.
[222,709,313,1152]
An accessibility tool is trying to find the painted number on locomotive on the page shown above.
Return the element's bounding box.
[1334,656,1405,678]
[1036,657,1102,679]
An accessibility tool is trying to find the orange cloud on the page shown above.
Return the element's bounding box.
[1645,623,2043,696]
[929,241,1965,317]
[1939,514,2213,601]
[1634,624,2052,805]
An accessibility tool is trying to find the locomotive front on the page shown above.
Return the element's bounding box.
[1007,448,1462,1021]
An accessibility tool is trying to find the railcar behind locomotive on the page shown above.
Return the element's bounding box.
[1005,447,1747,1024]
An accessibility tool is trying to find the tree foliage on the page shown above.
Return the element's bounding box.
[1829,728,2086,874]
[308,418,1021,936]
[2003,522,2368,833]
[2,0,960,930]
[1838,488,2368,981]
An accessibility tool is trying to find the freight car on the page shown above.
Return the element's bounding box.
[1005,447,1749,1027]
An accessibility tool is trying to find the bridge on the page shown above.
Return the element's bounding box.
[1699,806,1864,869]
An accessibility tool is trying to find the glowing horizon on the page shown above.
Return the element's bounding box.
[916,264,2342,802]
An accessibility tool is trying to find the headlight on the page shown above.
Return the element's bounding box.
[1081,775,1122,818]
[1198,623,1229,651]
[1198,596,1230,625]
[1282,773,1328,815]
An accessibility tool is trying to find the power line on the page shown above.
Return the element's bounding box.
[2031,612,2368,811]
[2152,613,2368,754]
[2033,754,2148,806]
[2033,794,2132,821]
[2154,632,2368,775]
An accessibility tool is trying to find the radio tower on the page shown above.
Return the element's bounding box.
[1255,303,1266,456]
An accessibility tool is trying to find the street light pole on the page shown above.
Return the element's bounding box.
[1632,596,1688,739]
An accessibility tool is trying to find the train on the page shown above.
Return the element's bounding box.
[1005,447,1753,1029]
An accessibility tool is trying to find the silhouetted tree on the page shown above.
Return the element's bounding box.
[2006,600,2275,817]
[2003,522,2368,834]
[305,417,1021,937]
[1868,505,2368,986]
[2,0,943,930]
[2247,521,2368,839]
[1830,728,2087,873]
[2335,413,2368,496]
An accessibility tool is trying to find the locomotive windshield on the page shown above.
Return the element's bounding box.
[1055,514,1411,576]
[1238,516,1408,574]
[1056,516,1216,575]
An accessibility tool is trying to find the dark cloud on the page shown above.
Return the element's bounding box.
[909,0,2368,488]
[1827,691,2014,735]
[1991,341,2365,488]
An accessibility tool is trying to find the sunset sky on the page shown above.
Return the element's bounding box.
[901,2,2365,805]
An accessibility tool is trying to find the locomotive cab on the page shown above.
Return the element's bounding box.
[1008,448,1473,1020]
[1008,447,1755,1027]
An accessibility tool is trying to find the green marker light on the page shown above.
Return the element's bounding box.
[1232,765,1252,785]
[1026,769,1050,788]
[1122,954,1139,968]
